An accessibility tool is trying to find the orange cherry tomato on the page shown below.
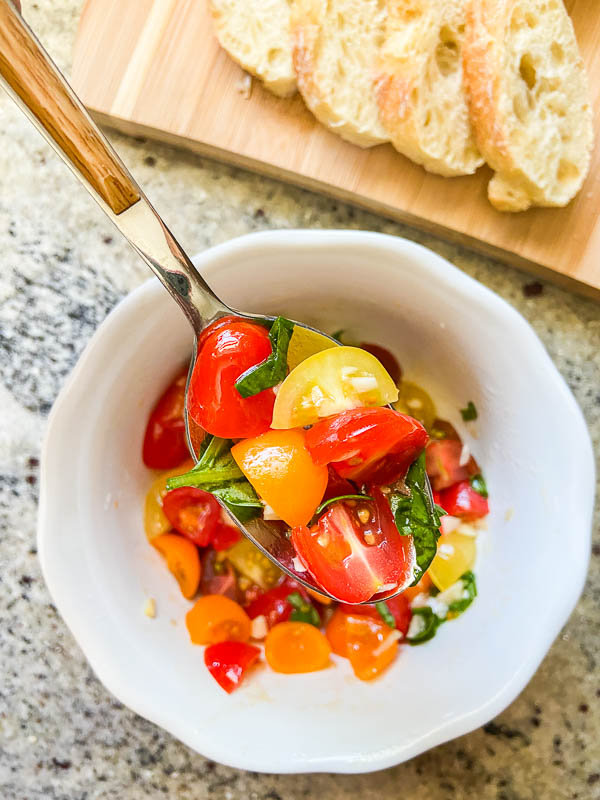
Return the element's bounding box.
[345,614,399,681]
[325,608,351,657]
[265,622,331,673]
[153,533,201,599]
[186,595,251,645]
[401,571,433,602]
[231,429,328,527]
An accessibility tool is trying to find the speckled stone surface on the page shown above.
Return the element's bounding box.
[0,2,599,798]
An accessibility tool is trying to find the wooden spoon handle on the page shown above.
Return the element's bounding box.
[0,0,140,214]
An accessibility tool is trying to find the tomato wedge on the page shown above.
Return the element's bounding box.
[142,370,189,469]
[188,318,275,438]
[204,641,261,693]
[359,343,401,385]
[437,480,489,521]
[306,407,428,485]
[162,487,221,547]
[291,487,414,603]
[426,439,479,491]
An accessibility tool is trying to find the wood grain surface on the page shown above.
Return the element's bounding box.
[71,0,600,298]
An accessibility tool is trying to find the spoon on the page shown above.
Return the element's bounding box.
[0,0,434,603]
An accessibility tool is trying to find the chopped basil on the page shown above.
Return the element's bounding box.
[315,494,372,516]
[375,601,396,628]
[331,329,346,343]
[406,607,442,644]
[470,474,488,498]
[460,401,478,421]
[166,435,262,523]
[287,591,321,627]
[447,571,477,616]
[388,453,443,585]
[235,316,294,398]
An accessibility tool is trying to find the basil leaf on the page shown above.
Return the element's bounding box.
[207,482,263,523]
[470,474,488,498]
[460,401,478,421]
[447,571,477,616]
[287,591,321,627]
[375,601,395,628]
[315,494,372,516]
[235,316,294,398]
[388,453,442,584]
[406,607,442,644]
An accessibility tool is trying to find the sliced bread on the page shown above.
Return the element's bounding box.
[291,0,389,147]
[209,0,296,98]
[463,0,593,211]
[375,0,483,177]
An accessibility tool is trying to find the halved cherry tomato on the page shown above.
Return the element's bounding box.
[211,521,242,551]
[394,381,437,431]
[143,460,194,541]
[291,487,414,604]
[271,346,398,429]
[426,439,479,491]
[359,343,402,385]
[162,487,221,547]
[142,370,189,469]
[438,481,489,521]
[345,614,399,681]
[306,407,428,485]
[204,641,261,693]
[326,607,356,656]
[200,549,238,600]
[429,532,476,592]
[188,318,275,438]
[232,429,328,527]
[265,622,331,673]
[322,465,357,503]
[153,533,201,599]
[245,580,296,628]
[339,593,412,635]
[186,594,251,645]
[400,571,432,602]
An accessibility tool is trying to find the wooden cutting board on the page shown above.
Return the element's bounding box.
[71,0,600,299]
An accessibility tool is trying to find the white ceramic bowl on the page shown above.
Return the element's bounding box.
[38,230,594,774]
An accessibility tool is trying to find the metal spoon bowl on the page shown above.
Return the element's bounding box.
[0,0,433,604]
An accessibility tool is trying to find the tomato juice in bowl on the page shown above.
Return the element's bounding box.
[39,230,594,772]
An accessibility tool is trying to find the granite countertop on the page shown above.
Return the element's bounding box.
[1,2,599,798]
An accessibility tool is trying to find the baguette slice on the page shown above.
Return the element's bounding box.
[463,0,593,211]
[291,0,389,147]
[209,0,296,97]
[376,1,483,177]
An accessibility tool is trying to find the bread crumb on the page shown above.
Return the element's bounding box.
[236,72,253,99]
[144,597,156,618]
[505,508,514,522]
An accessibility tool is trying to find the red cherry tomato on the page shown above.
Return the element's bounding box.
[200,549,238,601]
[211,521,242,551]
[359,343,402,385]
[245,580,296,628]
[188,318,275,438]
[142,370,189,469]
[437,480,489,521]
[306,407,428,485]
[322,466,357,502]
[426,439,479,491]
[339,592,412,634]
[291,487,414,604]
[162,487,221,547]
[204,640,261,693]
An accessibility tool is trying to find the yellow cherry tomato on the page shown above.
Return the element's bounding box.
[286,327,337,372]
[394,381,437,431]
[231,429,328,527]
[143,460,194,541]
[429,532,476,592]
[224,538,282,590]
[272,346,399,429]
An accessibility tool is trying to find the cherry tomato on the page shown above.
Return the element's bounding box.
[394,381,437,431]
[339,593,412,635]
[306,407,428,485]
[429,532,476,592]
[265,622,331,673]
[153,533,201,599]
[438,480,489,521]
[200,549,238,601]
[211,521,242,551]
[291,487,414,603]
[162,487,221,547]
[245,579,297,628]
[186,594,251,645]
[345,614,399,681]
[326,608,354,656]
[142,370,189,469]
[232,429,328,527]
[188,318,275,438]
[271,346,398,429]
[143,460,194,541]
[204,641,261,693]
[322,465,357,502]
[359,343,402,385]
[400,571,432,602]
[426,439,479,491]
